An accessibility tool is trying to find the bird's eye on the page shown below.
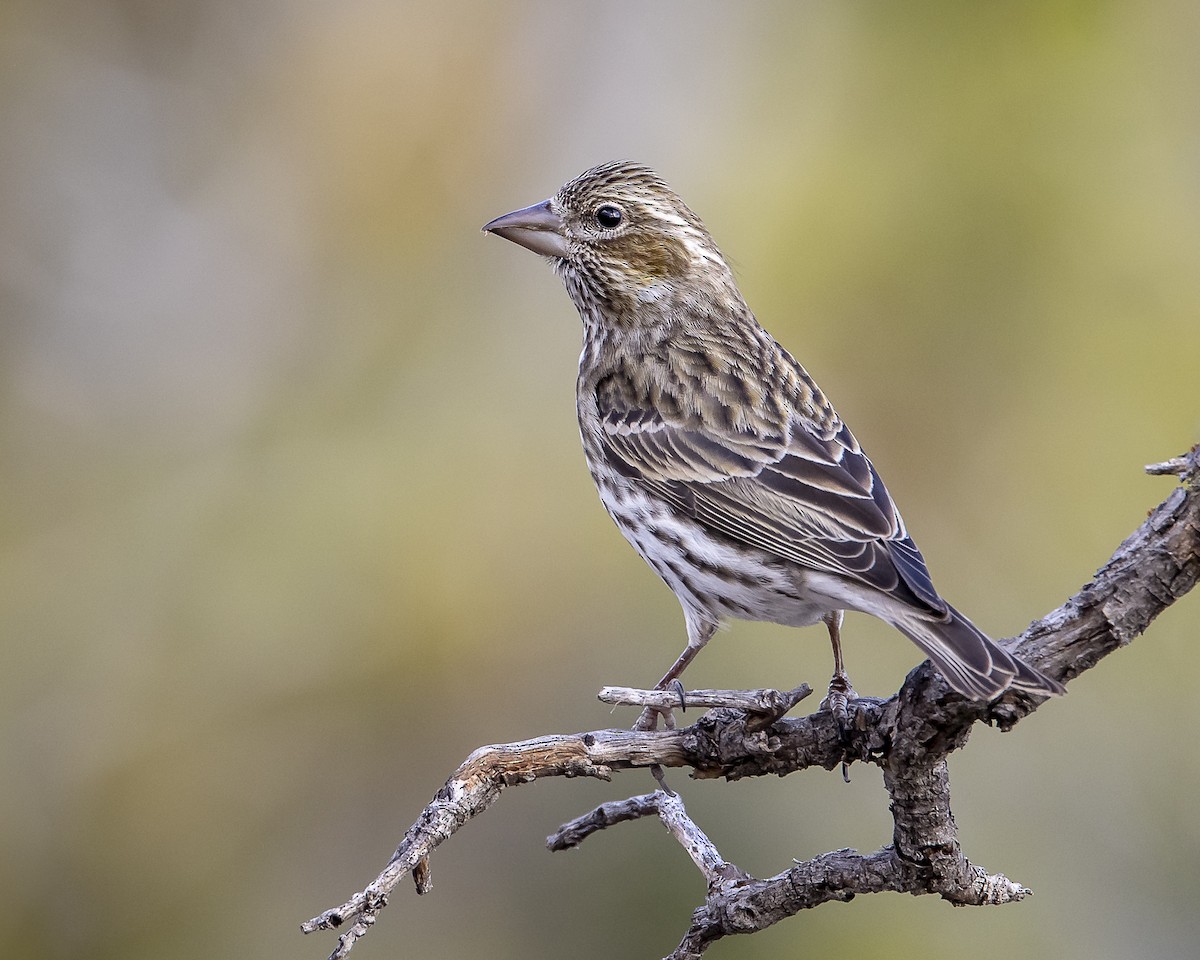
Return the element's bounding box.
[594,204,623,229]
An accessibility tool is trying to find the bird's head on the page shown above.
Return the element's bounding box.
[483,161,738,322]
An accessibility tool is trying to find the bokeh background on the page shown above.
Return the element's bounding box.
[3,2,1198,958]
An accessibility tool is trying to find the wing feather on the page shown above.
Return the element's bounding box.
[594,369,948,617]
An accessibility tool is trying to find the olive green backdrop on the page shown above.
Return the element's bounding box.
[2,2,1198,958]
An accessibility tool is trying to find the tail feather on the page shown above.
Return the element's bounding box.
[891,606,1066,700]
[1010,651,1067,696]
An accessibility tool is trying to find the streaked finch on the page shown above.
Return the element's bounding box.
[483,161,1065,708]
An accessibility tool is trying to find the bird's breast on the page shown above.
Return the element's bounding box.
[583,459,828,629]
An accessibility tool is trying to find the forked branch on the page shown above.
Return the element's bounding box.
[303,448,1200,959]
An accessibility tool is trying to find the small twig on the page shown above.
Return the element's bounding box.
[654,790,749,886]
[548,793,663,850]
[550,790,748,889]
[599,684,812,715]
[1146,445,1199,478]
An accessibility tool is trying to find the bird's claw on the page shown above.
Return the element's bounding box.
[669,679,687,712]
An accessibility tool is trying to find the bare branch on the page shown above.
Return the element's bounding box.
[548,792,664,850]
[598,684,812,715]
[1145,444,1199,477]
[303,450,1200,958]
[549,789,749,887]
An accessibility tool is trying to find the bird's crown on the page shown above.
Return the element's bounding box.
[551,161,729,291]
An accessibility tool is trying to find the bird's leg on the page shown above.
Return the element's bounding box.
[817,610,858,781]
[633,642,701,733]
[637,620,716,792]
[634,618,716,733]
[819,610,857,729]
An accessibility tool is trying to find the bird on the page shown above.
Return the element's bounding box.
[482,160,1065,719]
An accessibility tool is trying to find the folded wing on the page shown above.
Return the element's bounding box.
[594,368,949,619]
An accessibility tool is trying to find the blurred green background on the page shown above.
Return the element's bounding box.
[2,2,1198,958]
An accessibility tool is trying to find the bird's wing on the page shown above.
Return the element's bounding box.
[593,370,948,617]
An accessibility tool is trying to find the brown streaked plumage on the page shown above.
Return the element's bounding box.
[483,160,1065,705]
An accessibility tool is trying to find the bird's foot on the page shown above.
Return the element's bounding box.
[632,682,688,794]
[633,680,688,732]
[820,672,859,782]
[820,671,859,731]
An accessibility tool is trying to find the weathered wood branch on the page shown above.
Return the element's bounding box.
[302,448,1200,959]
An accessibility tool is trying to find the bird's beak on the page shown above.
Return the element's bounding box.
[482,199,569,258]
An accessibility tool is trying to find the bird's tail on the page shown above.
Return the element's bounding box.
[889,606,1066,700]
